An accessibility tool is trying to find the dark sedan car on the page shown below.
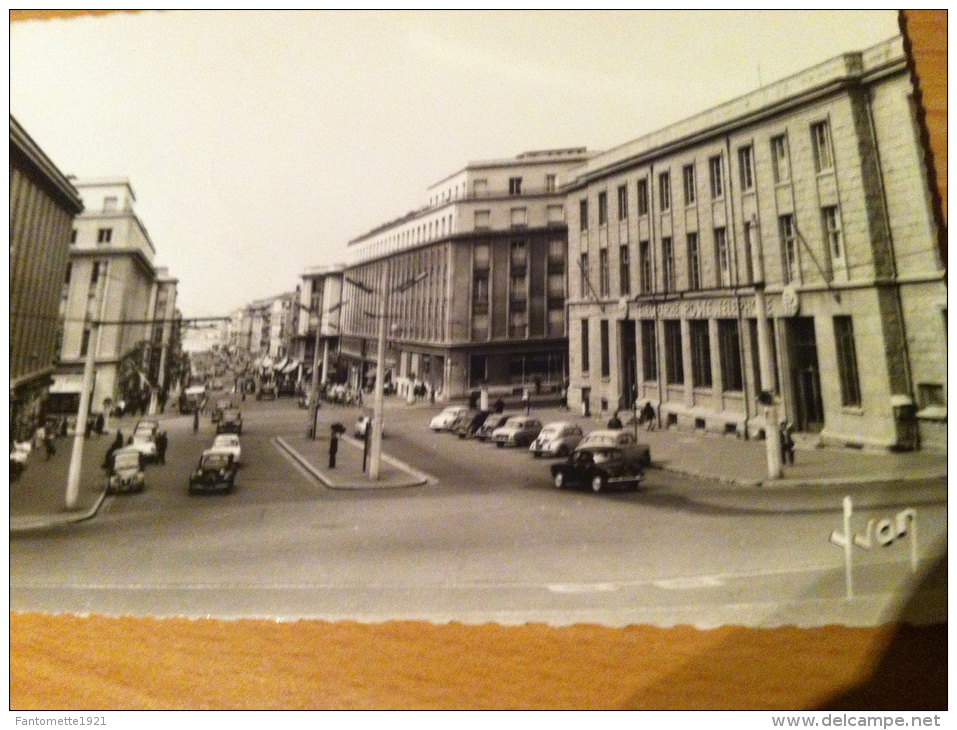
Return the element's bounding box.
[474,413,512,442]
[217,408,243,435]
[454,410,492,439]
[188,450,238,495]
[550,445,643,493]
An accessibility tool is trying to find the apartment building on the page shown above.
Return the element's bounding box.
[290,265,344,387]
[56,178,178,414]
[340,148,591,400]
[9,116,84,440]
[566,36,945,451]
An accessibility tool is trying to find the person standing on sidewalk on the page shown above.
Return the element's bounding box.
[193,408,200,435]
[780,422,795,465]
[522,388,531,415]
[328,430,339,469]
[155,430,168,464]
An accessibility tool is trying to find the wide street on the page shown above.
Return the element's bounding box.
[10,395,947,628]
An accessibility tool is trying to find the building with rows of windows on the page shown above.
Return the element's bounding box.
[565,36,945,451]
[338,148,592,400]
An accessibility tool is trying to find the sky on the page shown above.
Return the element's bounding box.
[10,10,902,318]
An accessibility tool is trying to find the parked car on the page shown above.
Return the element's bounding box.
[217,408,243,435]
[474,413,512,442]
[188,450,238,495]
[455,410,492,439]
[211,433,242,466]
[256,382,278,401]
[134,418,160,436]
[529,421,585,458]
[550,444,644,493]
[578,429,651,467]
[107,447,145,494]
[210,398,233,423]
[429,405,470,431]
[492,416,543,448]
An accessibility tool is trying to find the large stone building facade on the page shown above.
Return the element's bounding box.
[565,37,945,451]
[339,148,591,400]
[9,115,84,440]
[57,178,178,415]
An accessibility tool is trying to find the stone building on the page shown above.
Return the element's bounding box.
[339,148,591,401]
[9,115,84,440]
[565,37,945,451]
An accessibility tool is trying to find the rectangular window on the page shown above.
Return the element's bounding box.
[97,228,112,244]
[509,177,523,195]
[687,233,701,290]
[617,184,629,221]
[641,320,658,382]
[510,207,527,228]
[709,155,724,199]
[811,120,833,172]
[90,261,101,286]
[473,179,488,196]
[718,319,743,391]
[639,240,653,293]
[546,204,564,225]
[474,210,490,229]
[738,145,754,191]
[510,240,527,271]
[598,191,608,226]
[579,253,589,299]
[80,327,92,357]
[545,174,556,192]
[779,214,798,283]
[64,262,72,283]
[619,245,631,295]
[581,319,590,373]
[600,320,611,378]
[917,383,946,408]
[771,134,790,183]
[823,206,843,262]
[715,227,730,286]
[472,274,489,314]
[743,220,756,284]
[664,320,684,385]
[637,178,649,216]
[689,320,713,388]
[70,229,77,244]
[579,199,588,231]
[598,248,609,297]
[682,164,696,205]
[834,316,862,407]
[662,237,675,292]
[659,172,671,212]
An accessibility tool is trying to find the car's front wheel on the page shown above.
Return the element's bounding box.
[591,474,605,493]
[553,471,565,489]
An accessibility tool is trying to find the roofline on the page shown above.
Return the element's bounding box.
[10,115,84,214]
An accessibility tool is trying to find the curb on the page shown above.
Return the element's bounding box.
[651,462,947,490]
[274,436,431,490]
[10,488,109,534]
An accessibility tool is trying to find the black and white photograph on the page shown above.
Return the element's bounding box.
[9,9,946,714]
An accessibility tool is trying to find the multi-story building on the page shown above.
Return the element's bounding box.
[340,148,592,400]
[565,36,945,451]
[291,265,344,388]
[56,178,178,415]
[9,115,84,440]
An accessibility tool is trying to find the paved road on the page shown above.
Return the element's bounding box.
[10,397,947,628]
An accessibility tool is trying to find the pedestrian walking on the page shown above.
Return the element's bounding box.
[103,431,124,471]
[328,430,339,469]
[94,412,105,436]
[780,422,795,464]
[559,386,568,411]
[607,413,623,430]
[640,401,657,431]
[43,423,56,459]
[193,408,200,434]
[156,430,168,464]
[522,388,531,415]
[494,397,505,414]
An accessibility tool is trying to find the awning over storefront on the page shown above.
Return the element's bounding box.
[50,374,86,393]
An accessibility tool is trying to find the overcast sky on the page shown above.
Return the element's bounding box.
[11,10,901,317]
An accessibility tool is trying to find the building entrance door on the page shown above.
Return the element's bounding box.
[787,317,824,433]
[619,320,637,409]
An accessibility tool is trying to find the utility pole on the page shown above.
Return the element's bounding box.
[66,320,100,510]
[752,219,782,480]
[309,325,322,439]
[368,264,389,480]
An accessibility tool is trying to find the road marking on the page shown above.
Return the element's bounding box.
[653,576,724,590]
[547,583,618,594]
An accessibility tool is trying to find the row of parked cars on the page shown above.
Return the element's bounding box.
[428,405,651,493]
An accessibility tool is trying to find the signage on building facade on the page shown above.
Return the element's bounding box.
[629,293,799,321]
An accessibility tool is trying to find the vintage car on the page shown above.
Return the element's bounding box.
[217,407,243,435]
[550,445,644,493]
[126,428,159,463]
[210,398,234,423]
[429,405,469,431]
[474,413,511,442]
[528,421,585,458]
[454,410,492,439]
[577,429,651,467]
[211,433,242,466]
[491,416,543,448]
[256,381,278,401]
[188,450,238,495]
[107,447,145,494]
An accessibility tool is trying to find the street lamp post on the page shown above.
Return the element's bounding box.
[751,218,782,480]
[66,320,100,510]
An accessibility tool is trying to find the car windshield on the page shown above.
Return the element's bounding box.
[503,418,524,428]
[132,433,152,443]
[114,452,140,469]
[201,454,231,469]
[591,448,624,464]
[223,409,240,419]
[214,437,238,447]
[540,425,562,436]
